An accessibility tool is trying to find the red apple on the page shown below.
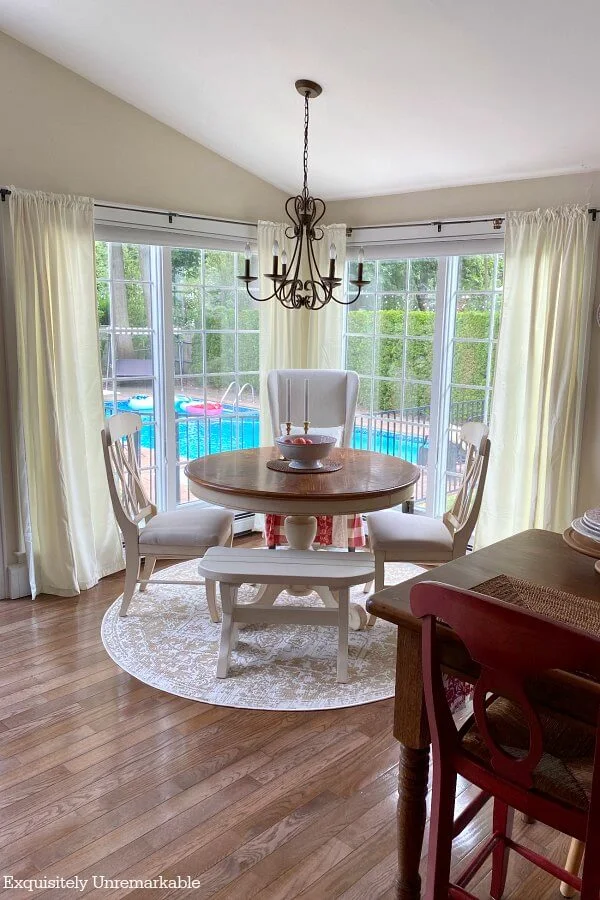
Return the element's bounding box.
[304,438,313,444]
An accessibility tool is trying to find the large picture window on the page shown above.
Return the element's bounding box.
[343,252,503,516]
[97,242,260,509]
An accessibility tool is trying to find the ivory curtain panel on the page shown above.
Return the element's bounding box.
[4,188,123,596]
[257,220,347,443]
[476,205,597,547]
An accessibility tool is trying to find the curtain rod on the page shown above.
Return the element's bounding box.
[0,191,257,228]
[3,188,599,229]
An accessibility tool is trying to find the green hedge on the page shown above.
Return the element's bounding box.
[346,309,499,410]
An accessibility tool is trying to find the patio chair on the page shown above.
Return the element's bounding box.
[365,421,490,599]
[265,368,362,549]
[410,580,600,900]
[101,411,234,618]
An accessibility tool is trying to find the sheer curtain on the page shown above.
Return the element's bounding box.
[257,220,347,443]
[476,205,597,547]
[5,188,123,597]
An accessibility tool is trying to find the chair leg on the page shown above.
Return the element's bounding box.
[374,551,385,592]
[362,579,374,594]
[336,587,349,683]
[216,583,235,678]
[120,553,140,617]
[424,761,456,900]
[490,800,514,900]
[139,556,156,592]
[560,839,585,898]
[205,579,221,623]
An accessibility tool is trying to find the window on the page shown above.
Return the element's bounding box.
[97,242,260,509]
[343,251,503,516]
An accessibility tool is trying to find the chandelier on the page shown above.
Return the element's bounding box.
[238,79,369,310]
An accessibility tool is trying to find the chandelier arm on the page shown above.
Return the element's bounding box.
[244,283,281,303]
[285,195,302,238]
[285,223,304,281]
[275,229,303,306]
[310,198,327,239]
[304,232,322,309]
[332,284,363,306]
[304,230,325,309]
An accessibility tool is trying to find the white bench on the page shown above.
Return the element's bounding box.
[198,547,376,683]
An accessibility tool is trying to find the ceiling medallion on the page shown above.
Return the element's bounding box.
[238,79,369,310]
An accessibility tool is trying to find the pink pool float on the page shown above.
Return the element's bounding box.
[184,401,223,416]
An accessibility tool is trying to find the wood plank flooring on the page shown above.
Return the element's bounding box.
[0,535,573,898]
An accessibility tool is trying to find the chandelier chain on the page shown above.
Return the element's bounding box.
[303,92,310,196]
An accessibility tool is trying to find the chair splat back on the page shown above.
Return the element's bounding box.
[101,412,156,534]
[443,421,490,557]
[411,581,600,791]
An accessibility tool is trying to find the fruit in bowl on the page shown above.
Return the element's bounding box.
[275,433,336,469]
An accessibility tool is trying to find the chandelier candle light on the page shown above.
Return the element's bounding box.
[239,80,370,310]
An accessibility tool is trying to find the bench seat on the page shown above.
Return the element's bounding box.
[198,547,375,683]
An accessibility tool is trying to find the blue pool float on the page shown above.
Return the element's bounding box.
[128,394,154,412]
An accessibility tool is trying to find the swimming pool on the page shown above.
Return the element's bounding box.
[104,401,427,464]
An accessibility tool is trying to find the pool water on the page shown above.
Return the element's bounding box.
[104,400,426,463]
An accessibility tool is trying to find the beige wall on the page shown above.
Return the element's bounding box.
[327,172,600,225]
[329,174,600,514]
[0,31,286,221]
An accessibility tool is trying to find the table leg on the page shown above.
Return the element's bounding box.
[396,743,430,900]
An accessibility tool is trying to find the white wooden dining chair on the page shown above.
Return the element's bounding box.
[365,421,491,605]
[101,411,234,618]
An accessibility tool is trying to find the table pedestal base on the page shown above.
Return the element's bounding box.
[284,514,318,550]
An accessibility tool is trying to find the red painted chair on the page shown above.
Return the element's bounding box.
[410,581,600,900]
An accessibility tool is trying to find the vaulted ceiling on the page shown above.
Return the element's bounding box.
[2,0,600,200]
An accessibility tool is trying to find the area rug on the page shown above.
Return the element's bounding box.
[101,558,425,711]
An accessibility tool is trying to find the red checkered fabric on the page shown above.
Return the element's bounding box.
[264,513,366,549]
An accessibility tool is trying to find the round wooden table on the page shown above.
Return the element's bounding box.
[185,446,420,543]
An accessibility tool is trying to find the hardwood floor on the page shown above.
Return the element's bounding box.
[0,535,572,898]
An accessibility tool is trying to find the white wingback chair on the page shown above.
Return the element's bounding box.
[265,369,360,549]
[267,369,359,446]
[366,421,491,594]
[102,412,234,618]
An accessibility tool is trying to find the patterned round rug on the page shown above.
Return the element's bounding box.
[101,558,425,711]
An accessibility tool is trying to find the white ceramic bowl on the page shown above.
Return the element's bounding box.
[275,434,336,469]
